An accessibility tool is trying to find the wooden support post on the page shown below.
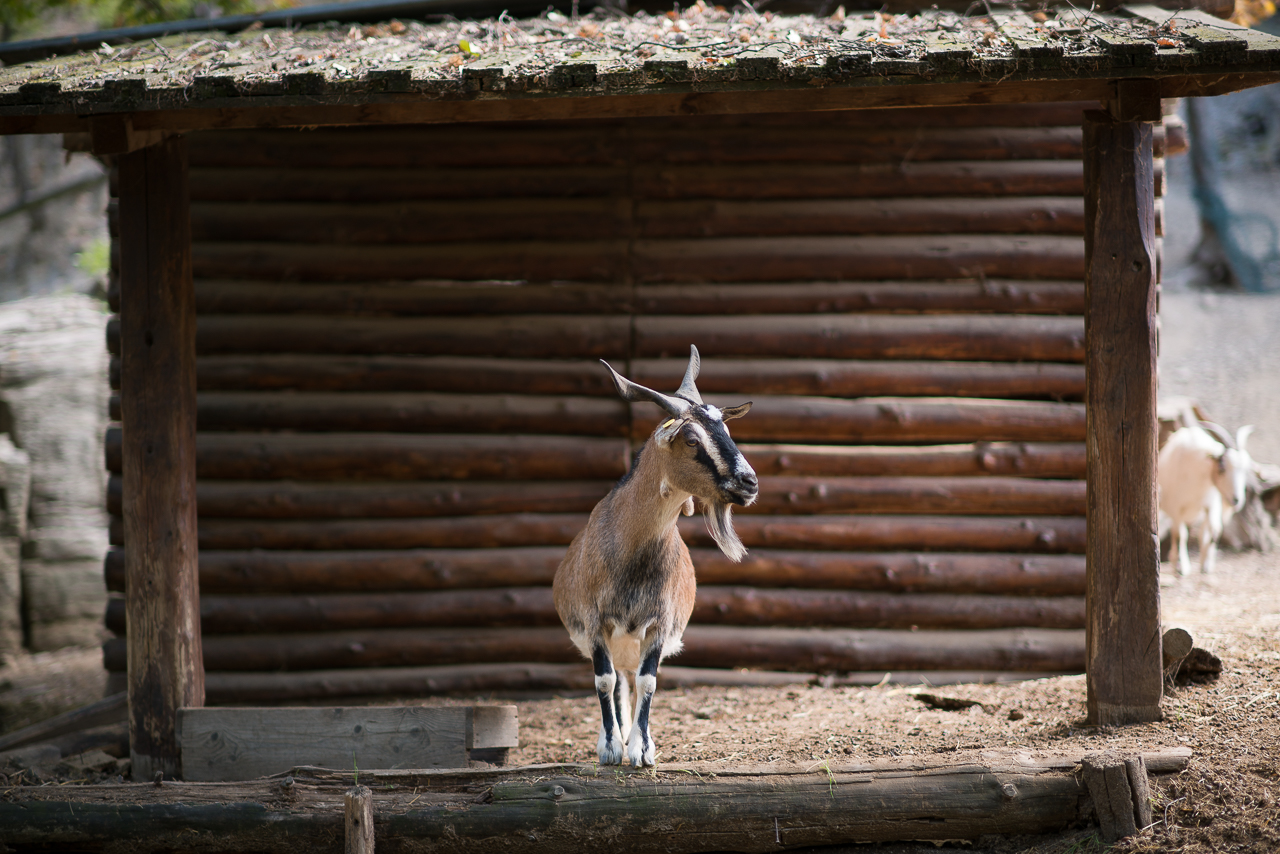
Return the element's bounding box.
[118,134,203,779]
[1082,89,1163,726]
[345,786,375,854]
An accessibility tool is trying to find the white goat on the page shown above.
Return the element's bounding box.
[552,346,758,767]
[1158,422,1254,575]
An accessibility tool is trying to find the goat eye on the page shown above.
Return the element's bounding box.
[684,436,698,447]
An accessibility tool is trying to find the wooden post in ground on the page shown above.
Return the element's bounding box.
[116,132,203,779]
[1082,83,1163,725]
[346,786,375,853]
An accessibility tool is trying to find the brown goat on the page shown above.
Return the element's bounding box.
[552,346,758,766]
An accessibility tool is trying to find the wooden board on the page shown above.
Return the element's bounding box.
[178,705,518,781]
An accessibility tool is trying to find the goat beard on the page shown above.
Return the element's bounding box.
[704,501,748,563]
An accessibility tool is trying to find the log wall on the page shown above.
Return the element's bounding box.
[104,102,1153,699]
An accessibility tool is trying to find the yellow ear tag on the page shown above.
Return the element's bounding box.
[661,419,676,429]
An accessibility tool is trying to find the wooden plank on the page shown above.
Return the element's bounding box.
[634,315,1084,362]
[634,396,1086,445]
[0,693,127,752]
[740,442,1086,479]
[632,281,1085,315]
[105,547,1085,596]
[105,625,1085,673]
[178,706,498,780]
[105,587,1084,634]
[117,134,203,782]
[177,354,1084,399]
[631,235,1085,282]
[192,281,632,316]
[1083,112,1163,725]
[104,430,630,480]
[635,198,1085,237]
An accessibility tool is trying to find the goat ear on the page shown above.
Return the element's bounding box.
[599,360,689,418]
[721,401,752,422]
[674,344,703,405]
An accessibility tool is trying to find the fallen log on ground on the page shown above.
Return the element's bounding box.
[104,547,1085,596]
[103,626,1086,673]
[0,750,1192,853]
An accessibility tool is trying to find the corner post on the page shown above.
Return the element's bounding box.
[117,133,203,778]
[1083,82,1163,725]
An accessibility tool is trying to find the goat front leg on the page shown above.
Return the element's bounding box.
[1175,523,1191,576]
[627,640,663,768]
[592,641,626,765]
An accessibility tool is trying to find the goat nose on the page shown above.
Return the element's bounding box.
[739,471,758,490]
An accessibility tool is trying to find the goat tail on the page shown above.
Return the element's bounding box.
[704,502,748,563]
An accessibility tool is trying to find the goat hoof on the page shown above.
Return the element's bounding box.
[598,733,625,766]
[627,734,656,768]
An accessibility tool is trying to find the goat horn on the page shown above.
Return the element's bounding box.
[1198,421,1236,450]
[674,345,703,405]
[1237,425,1255,451]
[599,359,691,418]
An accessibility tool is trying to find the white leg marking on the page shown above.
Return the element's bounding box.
[627,673,658,768]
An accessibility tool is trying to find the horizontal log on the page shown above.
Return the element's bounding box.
[103,587,1084,635]
[130,392,629,435]
[633,159,1164,200]
[107,314,632,358]
[635,197,1086,237]
[192,240,630,282]
[0,751,1196,852]
[104,548,1084,596]
[106,478,615,518]
[746,476,1084,516]
[201,664,1075,702]
[636,396,1086,444]
[188,126,1087,170]
[633,280,1085,316]
[107,513,1086,552]
[171,354,1085,400]
[188,197,1089,245]
[110,513,590,551]
[186,280,1083,318]
[192,199,634,244]
[194,280,632,316]
[632,235,1085,282]
[106,475,1083,519]
[189,165,629,202]
[103,429,630,480]
[107,314,1084,364]
[635,314,1084,362]
[102,625,1086,672]
[740,442,1086,478]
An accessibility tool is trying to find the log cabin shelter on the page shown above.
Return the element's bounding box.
[0,1,1276,779]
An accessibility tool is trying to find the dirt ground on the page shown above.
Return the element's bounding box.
[1,551,1275,853]
[492,549,1280,854]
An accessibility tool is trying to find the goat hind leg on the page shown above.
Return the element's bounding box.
[1176,523,1192,576]
[627,641,662,768]
[592,642,625,765]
